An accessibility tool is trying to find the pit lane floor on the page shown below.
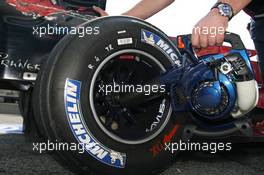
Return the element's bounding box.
[0,104,264,175]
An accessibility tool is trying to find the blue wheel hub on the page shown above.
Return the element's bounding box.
[161,61,237,121]
[191,81,231,119]
[195,82,222,109]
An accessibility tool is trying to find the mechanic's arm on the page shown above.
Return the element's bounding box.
[122,0,175,19]
[192,0,252,48]
[93,0,175,19]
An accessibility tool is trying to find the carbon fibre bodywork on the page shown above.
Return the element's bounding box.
[0,0,104,90]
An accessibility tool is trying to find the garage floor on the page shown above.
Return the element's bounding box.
[0,105,264,175]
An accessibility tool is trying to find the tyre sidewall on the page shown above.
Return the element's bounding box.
[39,17,185,175]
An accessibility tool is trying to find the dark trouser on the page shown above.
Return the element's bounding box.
[250,18,264,80]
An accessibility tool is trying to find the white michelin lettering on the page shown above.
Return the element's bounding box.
[66,95,77,104]
[67,103,78,113]
[65,80,109,160]
[90,146,108,159]
[85,142,97,150]
[65,79,126,167]
[68,113,81,124]
[78,134,91,145]
[142,30,181,67]
[77,133,108,159]
[170,53,178,60]
[166,48,173,55]
[156,39,180,65]
[72,124,86,135]
[66,81,78,112]
[66,81,77,97]
[157,40,170,51]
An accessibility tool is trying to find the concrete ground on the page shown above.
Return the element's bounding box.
[0,103,264,175]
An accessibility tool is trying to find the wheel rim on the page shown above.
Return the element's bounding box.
[89,49,172,145]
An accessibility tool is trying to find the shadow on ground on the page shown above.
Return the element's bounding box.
[0,134,264,175]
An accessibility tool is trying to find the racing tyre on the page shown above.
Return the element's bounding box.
[33,16,187,175]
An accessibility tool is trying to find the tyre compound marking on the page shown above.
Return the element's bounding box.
[105,44,114,52]
[141,29,182,67]
[117,30,127,34]
[64,79,126,168]
[88,64,94,70]
[117,38,133,46]
[150,124,180,157]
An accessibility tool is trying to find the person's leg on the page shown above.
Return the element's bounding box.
[250,19,264,80]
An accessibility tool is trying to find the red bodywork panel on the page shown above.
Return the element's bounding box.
[196,46,257,58]
[6,0,63,16]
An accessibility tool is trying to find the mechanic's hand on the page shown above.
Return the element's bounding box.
[192,9,229,48]
[92,6,109,16]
